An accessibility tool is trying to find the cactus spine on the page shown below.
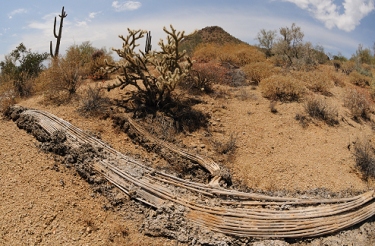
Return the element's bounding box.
[50,6,67,58]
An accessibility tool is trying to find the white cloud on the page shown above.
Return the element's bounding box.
[89,12,101,19]
[112,1,142,12]
[76,21,87,27]
[8,8,27,19]
[282,0,375,31]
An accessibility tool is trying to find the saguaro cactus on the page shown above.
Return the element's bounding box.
[145,31,152,54]
[50,6,67,58]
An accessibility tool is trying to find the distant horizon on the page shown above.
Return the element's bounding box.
[1,1,374,61]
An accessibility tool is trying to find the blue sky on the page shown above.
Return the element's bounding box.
[1,0,374,62]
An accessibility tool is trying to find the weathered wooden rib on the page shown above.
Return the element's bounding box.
[11,106,375,239]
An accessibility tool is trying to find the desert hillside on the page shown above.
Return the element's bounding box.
[1,25,375,245]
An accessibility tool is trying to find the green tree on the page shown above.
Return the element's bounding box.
[353,44,373,65]
[256,29,277,57]
[272,23,304,66]
[0,43,49,96]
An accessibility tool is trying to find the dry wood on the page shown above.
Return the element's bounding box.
[11,106,375,239]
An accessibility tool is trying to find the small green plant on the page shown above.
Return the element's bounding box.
[304,96,338,126]
[105,25,192,109]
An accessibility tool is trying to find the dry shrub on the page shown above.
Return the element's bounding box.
[213,133,237,155]
[78,84,109,117]
[304,96,338,126]
[329,72,347,87]
[219,43,266,66]
[344,88,372,121]
[0,89,17,113]
[41,56,85,104]
[193,43,265,66]
[349,71,372,87]
[259,74,305,101]
[354,138,375,180]
[88,50,113,81]
[341,60,356,75]
[242,61,275,84]
[293,70,334,95]
[193,43,220,63]
[183,61,230,92]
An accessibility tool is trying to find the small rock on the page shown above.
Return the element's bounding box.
[200,144,206,149]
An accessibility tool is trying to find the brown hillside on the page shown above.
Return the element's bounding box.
[180,26,247,55]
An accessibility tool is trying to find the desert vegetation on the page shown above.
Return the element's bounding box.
[2,18,375,244]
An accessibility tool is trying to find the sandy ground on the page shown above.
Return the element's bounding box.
[2,68,375,244]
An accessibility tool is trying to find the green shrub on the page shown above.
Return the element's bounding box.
[0,43,48,97]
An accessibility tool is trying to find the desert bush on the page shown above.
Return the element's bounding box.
[259,74,305,101]
[304,96,338,126]
[341,60,356,75]
[270,24,321,70]
[105,25,192,109]
[344,88,372,120]
[88,48,114,81]
[182,61,230,92]
[192,43,220,63]
[45,42,101,101]
[0,43,48,97]
[213,133,237,155]
[193,43,265,67]
[78,84,109,117]
[242,61,275,84]
[329,72,346,87]
[349,71,372,87]
[293,70,334,95]
[0,89,16,113]
[354,139,375,180]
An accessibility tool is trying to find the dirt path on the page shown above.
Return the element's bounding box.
[0,116,177,245]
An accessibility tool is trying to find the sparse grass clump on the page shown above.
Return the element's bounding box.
[354,139,375,180]
[344,89,372,121]
[213,133,237,155]
[78,84,109,117]
[304,96,338,126]
[259,74,305,102]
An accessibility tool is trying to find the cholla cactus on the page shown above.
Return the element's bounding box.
[105,25,192,108]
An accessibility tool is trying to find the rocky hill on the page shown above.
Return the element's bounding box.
[180,26,248,55]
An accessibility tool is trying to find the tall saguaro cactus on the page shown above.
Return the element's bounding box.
[50,6,67,58]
